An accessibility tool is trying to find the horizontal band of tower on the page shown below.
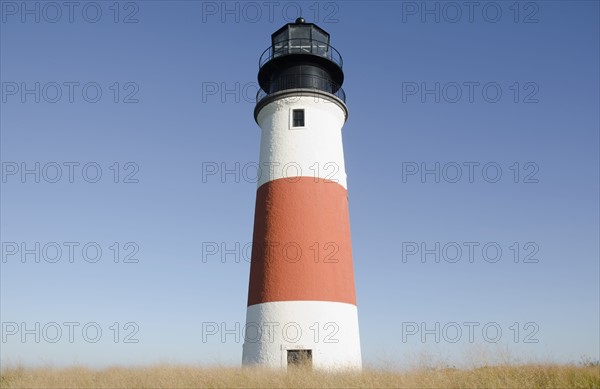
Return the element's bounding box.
[247,176,356,306]
[255,95,349,189]
[242,301,362,369]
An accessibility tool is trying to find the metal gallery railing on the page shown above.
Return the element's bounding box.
[258,39,343,69]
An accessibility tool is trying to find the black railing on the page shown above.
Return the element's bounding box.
[259,39,343,69]
[256,73,346,104]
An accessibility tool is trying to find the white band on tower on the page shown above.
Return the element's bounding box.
[256,95,348,189]
[243,301,362,370]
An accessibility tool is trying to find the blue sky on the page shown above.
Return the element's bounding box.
[1,1,598,368]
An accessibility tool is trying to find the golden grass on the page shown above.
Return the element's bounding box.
[1,364,599,389]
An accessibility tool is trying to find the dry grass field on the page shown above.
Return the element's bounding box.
[1,364,599,389]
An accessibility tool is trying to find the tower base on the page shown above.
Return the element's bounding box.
[242,301,362,370]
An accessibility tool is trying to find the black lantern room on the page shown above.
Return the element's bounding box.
[256,18,345,111]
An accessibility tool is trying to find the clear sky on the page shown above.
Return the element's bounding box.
[1,0,598,368]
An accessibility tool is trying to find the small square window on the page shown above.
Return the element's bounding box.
[292,109,305,127]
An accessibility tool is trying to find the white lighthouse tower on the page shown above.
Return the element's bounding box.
[243,18,361,370]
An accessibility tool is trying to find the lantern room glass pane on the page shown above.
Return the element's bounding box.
[312,28,328,44]
[272,28,289,44]
[289,25,310,53]
[272,27,289,57]
[289,25,310,40]
[312,27,329,57]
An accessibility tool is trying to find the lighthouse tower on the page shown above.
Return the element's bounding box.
[243,18,361,370]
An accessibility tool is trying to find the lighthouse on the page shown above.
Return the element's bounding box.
[243,18,361,370]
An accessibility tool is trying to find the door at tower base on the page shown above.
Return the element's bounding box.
[287,349,312,368]
[242,301,362,370]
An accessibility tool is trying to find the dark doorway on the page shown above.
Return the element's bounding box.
[287,349,312,368]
